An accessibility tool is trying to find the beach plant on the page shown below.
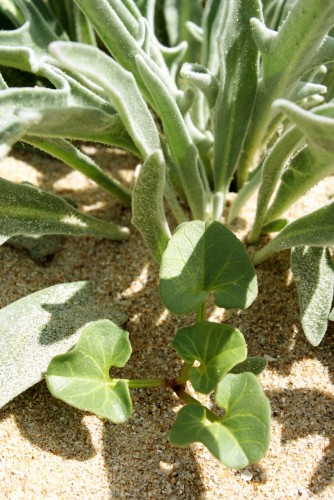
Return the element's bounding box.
[0,0,334,467]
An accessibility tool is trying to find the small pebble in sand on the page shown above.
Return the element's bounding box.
[240,469,253,481]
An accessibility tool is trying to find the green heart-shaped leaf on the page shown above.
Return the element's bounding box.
[170,373,270,469]
[173,321,247,393]
[46,320,132,423]
[159,221,257,314]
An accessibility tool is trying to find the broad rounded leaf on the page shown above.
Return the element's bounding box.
[170,373,270,469]
[173,321,247,393]
[0,281,127,409]
[159,221,257,314]
[46,320,132,423]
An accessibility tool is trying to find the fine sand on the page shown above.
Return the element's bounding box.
[0,145,333,499]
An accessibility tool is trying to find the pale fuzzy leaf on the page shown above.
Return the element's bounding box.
[0,178,129,241]
[264,146,334,224]
[274,99,334,156]
[0,72,8,90]
[46,319,132,423]
[0,282,127,408]
[159,221,258,314]
[0,0,68,73]
[288,81,327,103]
[0,108,41,160]
[329,307,334,321]
[238,0,334,187]
[25,138,132,206]
[135,53,207,220]
[163,0,202,63]
[180,63,218,108]
[213,0,262,195]
[173,321,247,394]
[132,150,171,263]
[72,0,177,103]
[170,373,270,469]
[254,202,334,264]
[0,68,139,153]
[254,0,334,88]
[291,247,334,345]
[248,126,303,243]
[49,41,160,159]
[201,0,227,73]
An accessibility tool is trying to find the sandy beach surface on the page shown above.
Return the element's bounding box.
[0,145,333,499]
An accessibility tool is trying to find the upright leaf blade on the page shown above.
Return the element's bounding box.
[170,373,271,469]
[46,320,132,423]
[0,281,127,408]
[135,54,207,220]
[291,246,334,345]
[173,321,247,394]
[132,150,171,263]
[159,221,257,314]
[49,41,160,159]
[213,0,262,196]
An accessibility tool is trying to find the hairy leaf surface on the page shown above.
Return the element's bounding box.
[291,246,334,345]
[0,282,127,408]
[0,177,129,241]
[254,202,334,264]
[132,150,171,263]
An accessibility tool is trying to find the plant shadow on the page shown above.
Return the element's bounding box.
[101,388,204,497]
[0,382,95,460]
[269,387,334,495]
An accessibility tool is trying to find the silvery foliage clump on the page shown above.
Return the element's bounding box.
[0,0,333,468]
[0,0,334,344]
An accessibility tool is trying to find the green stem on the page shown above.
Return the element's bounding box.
[175,362,193,385]
[196,301,206,322]
[175,301,207,385]
[123,378,167,389]
[174,388,219,423]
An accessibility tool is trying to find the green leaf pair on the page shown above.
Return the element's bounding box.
[46,316,270,469]
[170,372,271,469]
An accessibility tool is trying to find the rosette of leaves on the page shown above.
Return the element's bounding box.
[1,0,334,343]
[44,220,270,469]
